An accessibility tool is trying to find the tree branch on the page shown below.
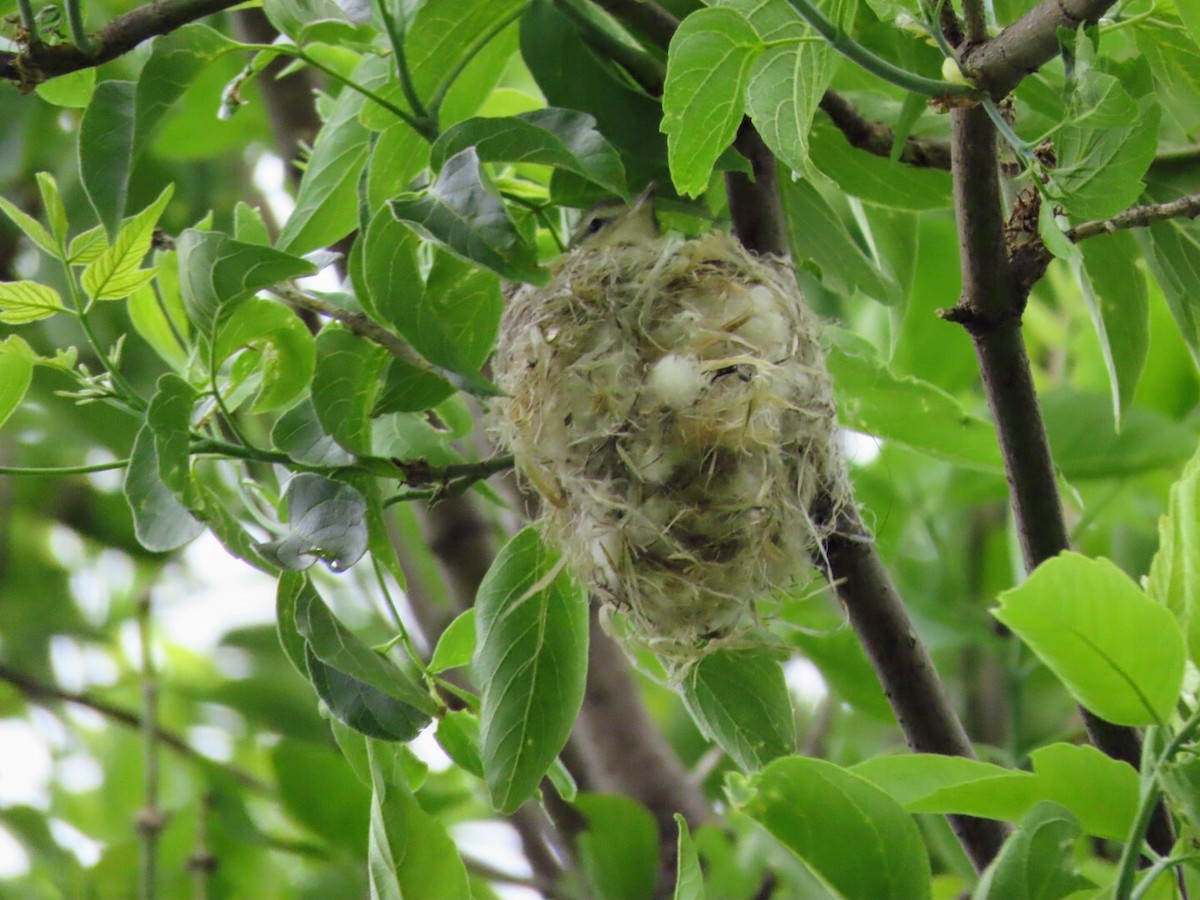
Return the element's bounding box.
[0,0,244,88]
[1068,192,1200,242]
[962,0,1118,99]
[817,92,952,170]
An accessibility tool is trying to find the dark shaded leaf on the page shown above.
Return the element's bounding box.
[256,473,369,572]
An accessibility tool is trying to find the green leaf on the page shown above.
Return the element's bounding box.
[852,755,1041,823]
[0,336,35,431]
[740,757,932,900]
[576,794,660,900]
[1027,744,1137,842]
[272,399,357,467]
[176,229,316,335]
[662,8,762,197]
[1041,390,1198,478]
[273,739,371,854]
[37,173,67,249]
[366,742,472,900]
[312,326,388,455]
[0,281,66,324]
[993,552,1185,726]
[213,298,316,413]
[972,803,1093,900]
[123,423,205,552]
[277,571,316,678]
[431,108,626,196]
[429,609,476,674]
[129,268,189,370]
[679,648,794,772]
[405,0,527,99]
[81,184,173,302]
[256,474,368,572]
[825,331,1002,470]
[145,373,196,501]
[474,527,588,813]
[35,68,96,108]
[389,147,547,284]
[744,36,828,182]
[263,0,358,42]
[781,178,900,305]
[275,57,379,255]
[1148,444,1200,664]
[0,196,58,256]
[1076,232,1148,424]
[79,80,136,238]
[808,120,953,211]
[673,815,705,900]
[68,224,108,265]
[1139,218,1200,364]
[435,710,484,779]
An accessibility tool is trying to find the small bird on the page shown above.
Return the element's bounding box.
[569,184,660,249]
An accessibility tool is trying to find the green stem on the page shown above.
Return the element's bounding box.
[61,259,146,412]
[64,0,91,52]
[372,0,432,124]
[426,4,526,118]
[17,0,40,42]
[0,459,129,475]
[786,0,976,97]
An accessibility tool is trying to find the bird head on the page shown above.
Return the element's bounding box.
[570,184,660,249]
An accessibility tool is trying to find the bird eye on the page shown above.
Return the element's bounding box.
[586,216,609,235]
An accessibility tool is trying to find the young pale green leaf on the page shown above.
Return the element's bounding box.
[825,332,1002,470]
[366,741,472,900]
[1027,744,1137,842]
[311,326,388,455]
[431,109,627,197]
[429,609,476,674]
[176,229,316,335]
[145,373,196,501]
[576,794,660,900]
[275,57,379,255]
[781,178,901,305]
[389,147,547,284]
[123,424,205,552]
[679,648,794,772]
[674,815,705,900]
[662,8,762,197]
[128,260,189,370]
[213,298,315,413]
[256,474,368,572]
[81,184,174,302]
[474,527,588,813]
[740,757,932,900]
[35,68,96,108]
[994,552,1185,726]
[1076,232,1148,424]
[35,174,67,250]
[971,803,1094,900]
[435,710,484,779]
[0,336,35,431]
[0,281,66,324]
[1148,443,1200,663]
[0,196,57,257]
[79,80,136,238]
[68,225,108,265]
[233,202,271,246]
[851,754,1040,823]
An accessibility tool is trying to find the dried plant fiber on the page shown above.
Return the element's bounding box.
[492,229,846,656]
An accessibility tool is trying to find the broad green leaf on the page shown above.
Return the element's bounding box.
[233,202,271,246]
[1148,444,1200,664]
[808,120,953,210]
[123,424,205,552]
[312,326,388,455]
[128,252,188,369]
[576,794,660,900]
[1027,744,1137,842]
[435,710,484,779]
[993,552,1185,726]
[81,184,173,301]
[1161,756,1200,837]
[275,57,381,255]
[851,755,1040,822]
[367,742,472,900]
[781,178,901,305]
[367,122,432,212]
[740,757,932,900]
[429,609,476,674]
[1179,2,1200,50]
[1139,219,1200,364]
[145,373,196,501]
[432,109,626,197]
[277,571,316,677]
[272,399,357,467]
[1041,390,1198,478]
[1077,231,1148,424]
[256,474,368,572]
[405,0,526,98]
[0,336,34,431]
[135,24,236,156]
[972,803,1093,900]
[273,739,370,855]
[176,229,316,335]
[263,0,357,42]
[389,147,547,284]
[825,332,1002,470]
[0,196,57,256]
[35,68,96,108]
[213,298,315,413]
[0,281,65,324]
[662,9,763,197]
[474,527,588,813]
[679,648,795,772]
[79,80,136,238]
[674,815,705,900]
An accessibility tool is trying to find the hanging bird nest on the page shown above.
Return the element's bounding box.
[491,227,848,657]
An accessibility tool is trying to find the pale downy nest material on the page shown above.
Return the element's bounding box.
[492,228,847,655]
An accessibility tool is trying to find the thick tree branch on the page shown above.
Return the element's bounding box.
[0,0,243,88]
[726,121,789,256]
[817,93,952,170]
[962,0,1118,99]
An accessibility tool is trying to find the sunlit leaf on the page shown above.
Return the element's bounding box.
[0,281,66,324]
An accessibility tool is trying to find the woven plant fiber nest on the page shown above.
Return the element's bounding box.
[492,228,846,655]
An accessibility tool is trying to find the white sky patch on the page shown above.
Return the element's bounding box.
[0,721,51,807]
[251,152,294,226]
[841,428,882,467]
[784,656,829,706]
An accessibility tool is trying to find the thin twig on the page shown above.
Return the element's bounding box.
[137,594,163,900]
[186,794,218,900]
[1068,192,1200,242]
